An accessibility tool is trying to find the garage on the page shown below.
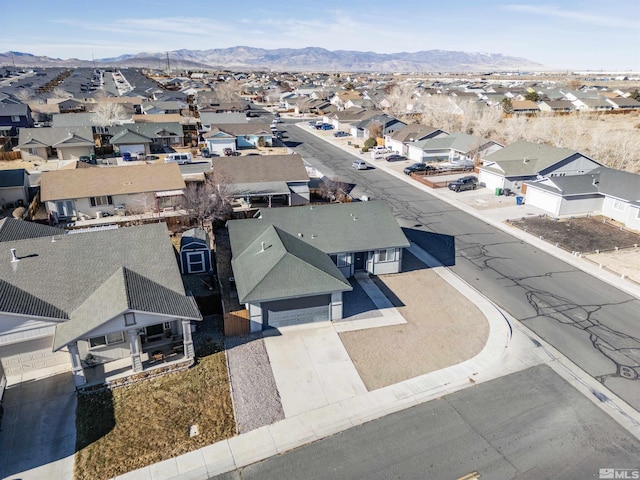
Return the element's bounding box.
[525,185,562,215]
[478,169,505,190]
[263,294,331,329]
[119,144,145,157]
[0,336,69,377]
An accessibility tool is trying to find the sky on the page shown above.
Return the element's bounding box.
[1,0,639,71]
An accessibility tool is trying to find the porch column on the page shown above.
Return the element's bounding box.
[331,292,343,321]
[128,329,143,372]
[68,342,86,387]
[268,195,272,208]
[182,320,195,359]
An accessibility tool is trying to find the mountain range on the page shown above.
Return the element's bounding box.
[0,47,544,72]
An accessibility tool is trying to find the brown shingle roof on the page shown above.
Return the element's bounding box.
[212,154,309,184]
[40,163,185,201]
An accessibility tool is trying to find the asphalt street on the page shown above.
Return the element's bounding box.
[215,365,640,480]
[282,122,640,412]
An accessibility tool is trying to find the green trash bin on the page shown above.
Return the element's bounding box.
[495,187,503,196]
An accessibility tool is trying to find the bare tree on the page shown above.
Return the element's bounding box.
[91,102,128,127]
[319,177,350,202]
[383,82,417,118]
[15,88,33,103]
[367,121,383,140]
[214,80,242,103]
[51,87,71,99]
[183,171,235,229]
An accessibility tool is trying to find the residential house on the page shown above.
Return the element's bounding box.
[322,108,377,132]
[572,97,614,112]
[351,113,407,139]
[0,221,201,386]
[478,140,603,193]
[524,167,640,231]
[538,100,574,113]
[107,122,183,156]
[510,100,540,115]
[17,126,95,162]
[0,103,33,137]
[40,162,186,223]
[0,169,30,211]
[227,201,410,331]
[385,124,448,156]
[203,123,274,151]
[213,154,310,208]
[199,112,248,134]
[605,97,640,110]
[406,133,502,164]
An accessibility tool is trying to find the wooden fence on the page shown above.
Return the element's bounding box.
[224,308,250,336]
[0,151,22,161]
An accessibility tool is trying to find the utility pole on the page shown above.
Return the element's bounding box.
[166,52,171,73]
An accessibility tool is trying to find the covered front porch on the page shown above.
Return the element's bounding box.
[66,319,196,389]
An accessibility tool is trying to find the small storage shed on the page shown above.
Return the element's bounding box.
[179,228,212,274]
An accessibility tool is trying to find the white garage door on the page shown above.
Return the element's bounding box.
[120,144,145,156]
[526,188,561,215]
[264,295,331,329]
[0,336,69,377]
[478,170,504,190]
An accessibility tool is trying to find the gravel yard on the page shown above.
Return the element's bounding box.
[225,334,284,433]
[339,252,489,390]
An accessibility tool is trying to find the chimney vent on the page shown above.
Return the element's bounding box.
[10,248,19,262]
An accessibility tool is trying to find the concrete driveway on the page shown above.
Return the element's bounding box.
[0,372,76,480]
[263,324,367,418]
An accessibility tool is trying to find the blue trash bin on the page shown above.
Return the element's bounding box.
[516,196,524,205]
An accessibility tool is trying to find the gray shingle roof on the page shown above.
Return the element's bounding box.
[0,223,201,349]
[229,201,409,256]
[231,225,351,303]
[480,141,596,177]
[17,126,94,149]
[0,218,64,243]
[409,132,493,153]
[53,266,201,350]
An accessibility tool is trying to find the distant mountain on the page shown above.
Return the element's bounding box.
[0,47,544,72]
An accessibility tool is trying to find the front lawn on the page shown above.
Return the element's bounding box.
[74,341,235,480]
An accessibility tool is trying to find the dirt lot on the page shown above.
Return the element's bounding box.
[509,215,640,253]
[585,248,640,284]
[338,252,489,390]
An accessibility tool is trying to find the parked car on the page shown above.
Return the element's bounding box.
[448,176,479,192]
[334,131,350,137]
[352,160,367,170]
[78,155,96,165]
[223,148,236,156]
[318,123,334,130]
[272,117,283,123]
[385,154,407,162]
[164,152,193,165]
[403,163,434,175]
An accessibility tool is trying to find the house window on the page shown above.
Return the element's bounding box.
[613,200,625,211]
[28,148,38,155]
[378,248,397,263]
[336,253,350,267]
[124,312,136,326]
[89,331,125,348]
[11,116,20,122]
[90,196,113,207]
[635,208,640,219]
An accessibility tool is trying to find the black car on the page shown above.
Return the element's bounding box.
[385,154,407,162]
[448,176,478,192]
[403,163,434,175]
[333,131,350,137]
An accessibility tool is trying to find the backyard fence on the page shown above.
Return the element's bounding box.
[0,151,22,161]
[224,309,250,336]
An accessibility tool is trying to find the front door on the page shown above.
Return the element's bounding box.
[354,251,366,270]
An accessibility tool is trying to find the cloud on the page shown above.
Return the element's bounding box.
[503,4,638,29]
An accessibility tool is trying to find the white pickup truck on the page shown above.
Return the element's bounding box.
[370,146,393,159]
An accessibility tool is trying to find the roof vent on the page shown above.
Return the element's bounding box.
[10,248,19,262]
[298,232,303,237]
[523,156,529,163]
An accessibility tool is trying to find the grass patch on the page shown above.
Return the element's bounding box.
[74,347,235,480]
